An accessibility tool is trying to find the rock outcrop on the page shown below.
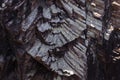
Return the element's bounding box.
[0,0,120,80]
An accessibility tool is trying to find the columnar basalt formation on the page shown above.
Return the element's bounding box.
[0,0,120,80]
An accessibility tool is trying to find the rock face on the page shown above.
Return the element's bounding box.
[0,0,120,80]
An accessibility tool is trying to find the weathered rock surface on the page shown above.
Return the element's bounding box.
[0,0,120,80]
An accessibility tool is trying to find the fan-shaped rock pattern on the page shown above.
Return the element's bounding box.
[0,0,120,80]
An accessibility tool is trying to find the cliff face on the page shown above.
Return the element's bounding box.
[0,0,120,80]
